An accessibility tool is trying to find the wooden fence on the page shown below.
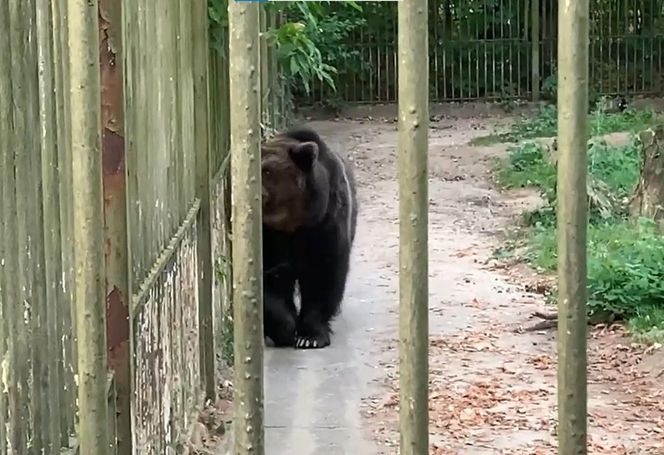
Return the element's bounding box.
[0,0,290,453]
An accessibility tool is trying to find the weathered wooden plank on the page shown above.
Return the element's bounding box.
[0,0,13,451]
[9,0,34,449]
[36,0,64,450]
[52,0,78,441]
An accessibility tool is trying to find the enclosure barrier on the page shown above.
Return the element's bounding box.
[397,0,430,453]
[302,0,664,104]
[0,0,79,452]
[556,0,590,452]
[1,0,595,453]
[0,0,290,453]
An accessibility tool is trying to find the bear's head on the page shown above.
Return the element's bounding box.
[261,134,330,232]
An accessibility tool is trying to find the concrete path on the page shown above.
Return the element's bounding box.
[264,224,388,454]
[263,120,401,455]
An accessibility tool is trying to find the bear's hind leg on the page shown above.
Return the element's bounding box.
[263,263,298,347]
[264,290,297,347]
[294,256,350,349]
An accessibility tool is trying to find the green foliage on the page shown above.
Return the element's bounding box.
[497,137,640,226]
[208,0,228,57]
[495,116,664,339]
[265,21,337,94]
[476,103,663,145]
[496,141,556,203]
[302,0,663,103]
[629,304,664,343]
[510,104,558,139]
[528,220,664,328]
[266,1,366,98]
[541,73,558,101]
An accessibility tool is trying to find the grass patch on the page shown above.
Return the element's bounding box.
[474,101,662,145]
[469,134,505,147]
[494,132,664,341]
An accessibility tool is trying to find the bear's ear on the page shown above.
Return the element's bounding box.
[289,141,319,171]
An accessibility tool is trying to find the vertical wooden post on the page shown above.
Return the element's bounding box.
[398,0,429,452]
[98,0,132,452]
[229,0,264,453]
[193,0,216,400]
[532,0,541,101]
[556,0,589,453]
[68,0,110,452]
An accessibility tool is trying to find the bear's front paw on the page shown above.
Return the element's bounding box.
[294,323,331,349]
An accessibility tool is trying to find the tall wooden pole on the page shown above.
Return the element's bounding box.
[398,0,430,452]
[68,0,110,452]
[556,0,589,453]
[228,0,265,454]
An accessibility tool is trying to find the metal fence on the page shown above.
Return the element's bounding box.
[0,0,291,453]
[302,0,664,104]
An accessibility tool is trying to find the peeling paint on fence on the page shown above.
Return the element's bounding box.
[131,202,202,454]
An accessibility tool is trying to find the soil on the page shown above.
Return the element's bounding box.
[311,107,664,454]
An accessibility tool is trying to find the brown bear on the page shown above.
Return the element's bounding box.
[261,126,357,349]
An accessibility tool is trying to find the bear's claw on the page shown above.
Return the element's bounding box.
[294,332,330,349]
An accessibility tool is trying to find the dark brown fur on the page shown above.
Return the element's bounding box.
[261,136,308,232]
[260,127,358,349]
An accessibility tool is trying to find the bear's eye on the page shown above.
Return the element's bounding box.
[263,169,271,178]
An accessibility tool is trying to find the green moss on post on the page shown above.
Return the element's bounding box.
[556,0,590,453]
[67,0,110,452]
[228,0,264,453]
[397,0,430,453]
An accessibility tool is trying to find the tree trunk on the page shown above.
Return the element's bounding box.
[629,125,664,226]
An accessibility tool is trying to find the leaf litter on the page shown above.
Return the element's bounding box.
[358,115,664,454]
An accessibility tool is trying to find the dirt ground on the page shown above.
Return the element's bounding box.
[308,106,664,454]
[190,102,664,454]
